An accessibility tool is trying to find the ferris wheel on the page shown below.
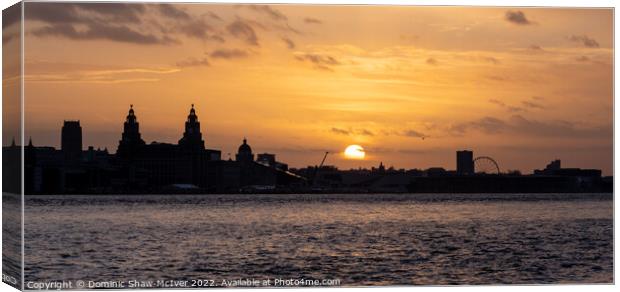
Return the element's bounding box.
[473,156,501,175]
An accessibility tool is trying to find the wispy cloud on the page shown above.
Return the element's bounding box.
[174,18,216,41]
[488,99,524,113]
[26,3,179,45]
[521,100,545,110]
[204,11,223,21]
[295,53,341,71]
[281,36,296,49]
[450,115,610,139]
[209,48,249,59]
[304,17,322,24]
[568,35,600,48]
[529,44,544,51]
[505,10,533,25]
[227,19,259,46]
[330,127,374,136]
[330,127,350,135]
[157,4,190,20]
[26,3,226,45]
[402,129,426,138]
[32,23,178,45]
[25,66,180,84]
[247,5,288,21]
[458,55,500,64]
[176,57,210,67]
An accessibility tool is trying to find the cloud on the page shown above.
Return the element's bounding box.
[521,100,545,110]
[329,127,374,136]
[32,23,178,45]
[157,4,190,20]
[25,3,187,45]
[402,130,426,138]
[509,115,610,138]
[525,45,548,54]
[26,3,146,24]
[238,5,301,35]
[176,57,210,67]
[304,17,322,24]
[460,55,500,64]
[281,37,295,49]
[175,19,215,40]
[227,19,259,46]
[426,58,438,65]
[330,127,350,135]
[357,129,374,136]
[209,48,249,59]
[24,65,180,84]
[204,11,223,21]
[26,3,227,45]
[488,99,524,113]
[247,5,288,21]
[451,116,507,135]
[568,35,600,48]
[451,115,610,139]
[505,10,533,25]
[26,3,91,24]
[78,3,146,23]
[295,53,340,71]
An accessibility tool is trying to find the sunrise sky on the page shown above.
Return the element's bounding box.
[4,3,613,174]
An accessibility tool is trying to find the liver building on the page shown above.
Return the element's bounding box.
[22,105,304,193]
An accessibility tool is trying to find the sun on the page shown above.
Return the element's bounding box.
[344,145,366,160]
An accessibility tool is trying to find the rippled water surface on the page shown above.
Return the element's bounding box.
[24,193,613,286]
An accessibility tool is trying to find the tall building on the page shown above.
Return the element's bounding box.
[456,150,474,175]
[178,104,205,152]
[61,121,82,163]
[117,105,145,159]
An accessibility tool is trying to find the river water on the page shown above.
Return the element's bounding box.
[23,193,612,287]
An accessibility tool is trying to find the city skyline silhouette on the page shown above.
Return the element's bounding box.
[17,103,610,177]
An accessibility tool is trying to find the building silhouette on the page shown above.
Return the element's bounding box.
[456,150,474,175]
[179,104,205,151]
[61,121,82,164]
[15,105,611,194]
[117,104,145,159]
[236,138,254,163]
[22,105,305,193]
[115,105,222,190]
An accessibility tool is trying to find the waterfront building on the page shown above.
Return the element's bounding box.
[61,121,82,164]
[21,105,304,193]
[456,150,474,175]
[236,138,254,163]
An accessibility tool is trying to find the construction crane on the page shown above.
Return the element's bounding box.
[311,151,329,187]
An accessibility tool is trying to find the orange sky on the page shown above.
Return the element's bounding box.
[5,3,613,174]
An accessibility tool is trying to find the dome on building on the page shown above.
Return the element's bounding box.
[238,138,252,154]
